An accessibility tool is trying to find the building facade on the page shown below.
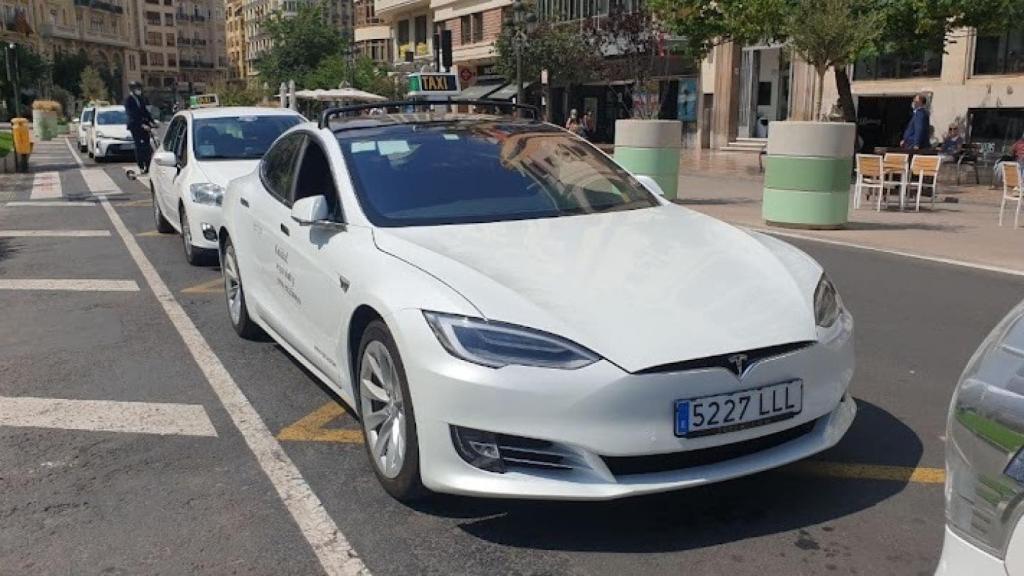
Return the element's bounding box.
[226,0,247,80]
[242,0,354,80]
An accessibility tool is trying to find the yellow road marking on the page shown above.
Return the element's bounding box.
[136,230,166,237]
[793,461,945,484]
[181,277,224,294]
[277,401,364,444]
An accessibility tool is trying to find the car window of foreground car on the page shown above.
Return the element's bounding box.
[97,110,127,125]
[336,121,660,227]
[193,115,302,161]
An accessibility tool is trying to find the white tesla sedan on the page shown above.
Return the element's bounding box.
[938,299,1024,575]
[151,106,302,265]
[219,109,856,501]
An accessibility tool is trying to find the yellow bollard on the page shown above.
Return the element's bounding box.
[11,117,31,172]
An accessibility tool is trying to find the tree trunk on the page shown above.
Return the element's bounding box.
[834,66,857,124]
[814,67,825,122]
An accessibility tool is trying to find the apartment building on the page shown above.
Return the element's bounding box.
[242,0,353,79]
[175,1,227,91]
[226,0,246,80]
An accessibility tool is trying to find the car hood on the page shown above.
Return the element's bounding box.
[196,159,260,189]
[94,125,131,139]
[373,204,820,373]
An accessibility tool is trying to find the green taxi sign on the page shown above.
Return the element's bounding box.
[408,73,460,98]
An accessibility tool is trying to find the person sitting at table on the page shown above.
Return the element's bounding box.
[994,133,1024,186]
[939,124,963,161]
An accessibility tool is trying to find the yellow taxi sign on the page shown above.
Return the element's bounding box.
[189,94,219,109]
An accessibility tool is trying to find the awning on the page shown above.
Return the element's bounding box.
[486,82,532,101]
[458,82,504,100]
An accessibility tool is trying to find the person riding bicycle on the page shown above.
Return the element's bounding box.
[124,80,157,174]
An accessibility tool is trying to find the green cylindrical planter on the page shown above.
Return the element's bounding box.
[614,120,681,199]
[763,122,855,229]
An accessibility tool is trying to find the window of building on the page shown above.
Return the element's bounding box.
[974,29,1024,76]
[853,49,943,80]
[459,12,484,44]
[414,15,427,45]
[397,19,410,47]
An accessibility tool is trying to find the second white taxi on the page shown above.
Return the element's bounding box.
[88,105,135,162]
[219,105,856,501]
[151,106,302,265]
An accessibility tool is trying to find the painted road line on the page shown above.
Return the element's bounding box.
[3,201,96,207]
[746,225,1024,278]
[137,230,169,237]
[0,230,110,238]
[98,197,369,576]
[181,277,225,294]
[30,172,62,200]
[278,402,364,444]
[0,396,217,437]
[793,461,946,484]
[0,279,140,292]
[64,136,85,167]
[82,168,121,196]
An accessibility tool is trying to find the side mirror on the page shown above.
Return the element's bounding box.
[153,150,177,168]
[291,195,330,226]
[635,174,666,197]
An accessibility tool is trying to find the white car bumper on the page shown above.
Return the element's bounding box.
[934,526,1007,576]
[393,308,856,500]
[95,139,135,158]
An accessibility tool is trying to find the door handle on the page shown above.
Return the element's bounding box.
[240,197,249,208]
[280,223,290,236]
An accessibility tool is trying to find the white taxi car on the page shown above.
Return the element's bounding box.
[150,106,302,265]
[219,105,856,501]
[938,299,1024,575]
[88,105,135,161]
[77,105,95,152]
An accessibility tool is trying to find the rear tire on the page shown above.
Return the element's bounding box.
[357,320,426,502]
[221,237,264,340]
[180,205,215,266]
[152,183,174,233]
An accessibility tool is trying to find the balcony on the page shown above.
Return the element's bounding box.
[73,0,125,15]
[374,0,428,17]
[354,24,390,43]
[179,59,216,69]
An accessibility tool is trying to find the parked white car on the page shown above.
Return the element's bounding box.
[150,106,303,265]
[88,105,135,162]
[938,299,1024,575]
[76,106,95,152]
[219,108,856,501]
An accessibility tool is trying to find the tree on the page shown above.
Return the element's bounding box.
[254,2,349,89]
[494,21,603,93]
[53,50,90,97]
[79,66,108,102]
[649,0,1024,122]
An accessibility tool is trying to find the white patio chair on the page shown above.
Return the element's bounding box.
[909,155,942,211]
[854,154,884,209]
[1000,162,1022,228]
[880,153,909,210]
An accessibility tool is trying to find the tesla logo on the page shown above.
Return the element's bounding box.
[728,353,748,375]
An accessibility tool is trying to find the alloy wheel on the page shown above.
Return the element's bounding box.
[222,245,242,325]
[360,341,407,479]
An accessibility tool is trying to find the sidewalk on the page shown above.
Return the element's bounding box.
[676,150,1024,275]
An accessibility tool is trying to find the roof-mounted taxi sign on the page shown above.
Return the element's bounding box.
[189,94,220,109]
[407,73,461,99]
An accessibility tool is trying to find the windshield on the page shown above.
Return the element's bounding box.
[81,110,94,123]
[337,121,658,227]
[96,110,127,125]
[193,115,301,160]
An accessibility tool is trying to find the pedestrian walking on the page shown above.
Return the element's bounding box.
[565,109,587,138]
[583,110,595,140]
[900,93,931,150]
[124,80,157,174]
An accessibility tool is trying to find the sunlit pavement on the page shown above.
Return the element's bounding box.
[1,137,1022,575]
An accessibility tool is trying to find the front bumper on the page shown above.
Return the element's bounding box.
[393,308,856,500]
[95,139,136,158]
[184,201,223,250]
[934,526,1006,576]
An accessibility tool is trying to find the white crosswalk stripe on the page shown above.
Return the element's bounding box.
[0,279,140,291]
[3,201,96,207]
[0,230,110,237]
[0,396,218,437]
[81,168,120,196]
[30,172,62,199]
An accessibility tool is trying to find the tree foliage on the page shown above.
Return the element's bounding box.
[254,2,349,89]
[79,66,109,102]
[494,21,603,88]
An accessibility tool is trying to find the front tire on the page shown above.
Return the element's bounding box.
[221,237,263,340]
[152,183,174,233]
[358,320,425,502]
[180,205,215,266]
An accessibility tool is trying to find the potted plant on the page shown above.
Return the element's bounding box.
[31,100,62,141]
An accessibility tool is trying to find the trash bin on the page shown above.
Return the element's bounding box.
[762,121,855,229]
[614,120,682,200]
[12,117,32,173]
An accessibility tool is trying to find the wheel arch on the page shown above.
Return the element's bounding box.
[348,305,385,385]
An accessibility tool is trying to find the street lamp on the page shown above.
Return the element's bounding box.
[503,1,536,112]
[5,43,20,118]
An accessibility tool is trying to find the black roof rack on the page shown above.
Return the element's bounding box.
[318,99,540,129]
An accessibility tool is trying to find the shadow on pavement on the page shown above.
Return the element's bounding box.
[409,398,922,554]
[0,238,18,268]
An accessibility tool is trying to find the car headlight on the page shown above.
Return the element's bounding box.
[190,183,225,206]
[946,300,1024,558]
[813,274,842,328]
[423,312,600,370]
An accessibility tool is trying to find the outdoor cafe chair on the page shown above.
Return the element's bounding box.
[1000,161,1022,228]
[881,152,910,210]
[853,154,885,210]
[909,155,943,212]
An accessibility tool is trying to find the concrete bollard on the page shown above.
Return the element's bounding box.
[614,120,682,200]
[763,121,855,229]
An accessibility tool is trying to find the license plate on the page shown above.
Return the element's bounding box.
[674,380,803,437]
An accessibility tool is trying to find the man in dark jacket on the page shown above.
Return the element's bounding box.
[124,80,156,173]
[900,93,931,150]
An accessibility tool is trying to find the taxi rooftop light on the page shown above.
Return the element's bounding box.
[318,99,540,129]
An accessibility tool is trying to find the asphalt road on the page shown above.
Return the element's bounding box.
[2,140,1022,576]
